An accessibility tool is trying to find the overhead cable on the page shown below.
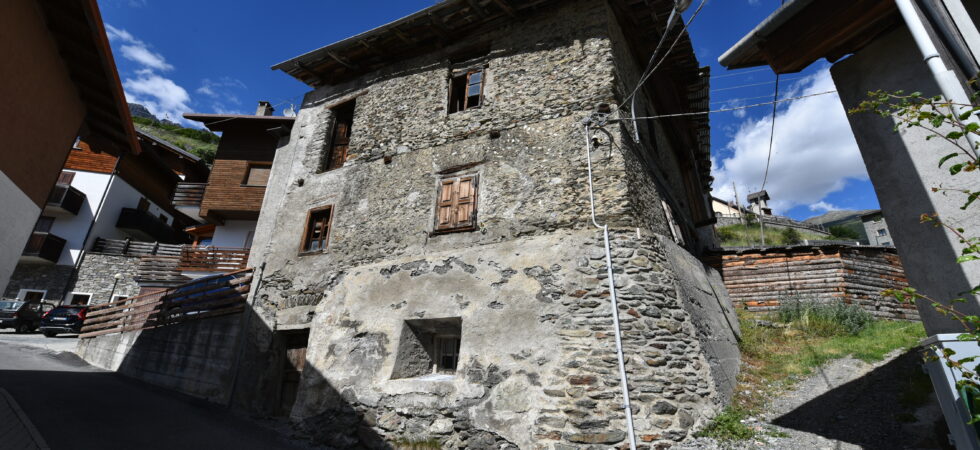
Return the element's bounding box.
[618,90,838,120]
[710,76,805,93]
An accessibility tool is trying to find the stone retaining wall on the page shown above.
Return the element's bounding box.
[711,245,918,321]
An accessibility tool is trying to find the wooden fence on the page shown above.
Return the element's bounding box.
[178,247,250,272]
[92,238,183,257]
[79,268,253,339]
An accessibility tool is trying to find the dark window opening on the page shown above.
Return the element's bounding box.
[244,163,272,186]
[448,69,484,114]
[434,174,478,233]
[277,329,309,416]
[321,101,355,172]
[877,229,888,236]
[301,206,333,253]
[391,317,462,379]
[69,293,91,305]
[137,197,150,212]
[34,216,55,233]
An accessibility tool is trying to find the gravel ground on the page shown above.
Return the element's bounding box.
[676,349,950,450]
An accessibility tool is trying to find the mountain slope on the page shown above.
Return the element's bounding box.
[803,209,875,243]
[128,104,218,164]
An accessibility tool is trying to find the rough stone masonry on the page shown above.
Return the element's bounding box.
[239,1,740,448]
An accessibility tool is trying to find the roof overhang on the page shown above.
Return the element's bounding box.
[718,0,902,73]
[38,0,140,155]
[183,113,296,133]
[136,129,200,162]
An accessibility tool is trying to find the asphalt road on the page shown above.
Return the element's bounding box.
[0,338,304,450]
[0,328,78,353]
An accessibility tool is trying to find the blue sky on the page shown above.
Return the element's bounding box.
[96,0,880,221]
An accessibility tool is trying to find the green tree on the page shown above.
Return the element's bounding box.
[829,225,860,240]
[780,227,802,245]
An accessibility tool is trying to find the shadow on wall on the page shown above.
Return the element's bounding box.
[771,350,951,450]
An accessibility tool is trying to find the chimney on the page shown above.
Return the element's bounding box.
[256,101,274,116]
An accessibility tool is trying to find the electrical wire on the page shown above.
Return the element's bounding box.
[761,74,781,190]
[710,67,770,79]
[617,90,837,120]
[710,76,804,93]
[619,0,708,110]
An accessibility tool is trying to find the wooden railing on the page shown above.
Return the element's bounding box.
[172,182,207,207]
[79,268,253,339]
[178,246,249,272]
[92,238,183,257]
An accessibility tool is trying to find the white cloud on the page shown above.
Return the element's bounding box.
[809,201,841,212]
[711,68,868,214]
[120,44,173,71]
[123,73,191,124]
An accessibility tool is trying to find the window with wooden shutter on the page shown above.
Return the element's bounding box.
[448,68,485,114]
[321,100,355,172]
[301,206,333,253]
[434,174,478,233]
[244,163,272,186]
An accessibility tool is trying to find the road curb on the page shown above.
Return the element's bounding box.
[0,388,51,450]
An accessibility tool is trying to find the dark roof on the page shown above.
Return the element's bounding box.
[37,0,140,155]
[136,130,200,162]
[747,190,770,202]
[859,209,883,220]
[718,0,901,73]
[182,113,295,133]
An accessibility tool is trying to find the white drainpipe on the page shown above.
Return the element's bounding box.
[895,0,980,156]
[583,120,637,450]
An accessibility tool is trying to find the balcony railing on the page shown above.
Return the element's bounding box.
[46,183,85,215]
[177,246,249,272]
[22,231,66,263]
[116,208,186,244]
[172,182,207,208]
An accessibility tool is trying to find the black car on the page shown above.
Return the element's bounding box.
[0,300,54,333]
[39,305,88,337]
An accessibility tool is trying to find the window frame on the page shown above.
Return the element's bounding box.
[448,66,486,114]
[68,292,92,306]
[242,162,273,187]
[432,173,480,235]
[321,100,355,173]
[299,206,334,255]
[433,334,461,374]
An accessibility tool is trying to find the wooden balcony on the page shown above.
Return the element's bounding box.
[177,246,249,272]
[22,231,66,263]
[116,208,186,244]
[172,182,207,208]
[45,183,85,215]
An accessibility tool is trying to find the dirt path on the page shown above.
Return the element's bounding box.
[677,349,949,449]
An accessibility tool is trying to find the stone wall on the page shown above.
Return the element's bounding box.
[2,263,74,301]
[713,245,918,321]
[70,253,141,304]
[237,1,738,448]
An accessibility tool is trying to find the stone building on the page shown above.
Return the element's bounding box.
[861,210,893,247]
[238,1,739,448]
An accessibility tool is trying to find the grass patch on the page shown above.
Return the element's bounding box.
[717,224,828,247]
[699,302,927,440]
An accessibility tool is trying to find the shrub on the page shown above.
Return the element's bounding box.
[717,226,739,242]
[829,225,860,240]
[776,297,874,336]
[780,227,802,245]
[695,407,757,441]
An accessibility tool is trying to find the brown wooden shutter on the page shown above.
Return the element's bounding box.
[57,171,75,185]
[455,176,476,228]
[436,179,456,230]
[434,174,479,232]
[328,122,350,170]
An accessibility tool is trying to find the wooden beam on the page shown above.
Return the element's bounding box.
[466,0,489,19]
[325,50,358,70]
[391,27,415,45]
[427,12,452,38]
[490,0,515,17]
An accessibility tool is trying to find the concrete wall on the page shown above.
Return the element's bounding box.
[212,220,256,249]
[76,313,243,403]
[715,245,918,321]
[832,27,980,334]
[0,172,41,299]
[239,1,738,448]
[87,173,175,246]
[861,213,893,247]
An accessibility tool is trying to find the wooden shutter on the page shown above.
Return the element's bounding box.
[328,122,350,171]
[57,171,75,185]
[246,164,271,186]
[302,207,332,253]
[434,174,479,232]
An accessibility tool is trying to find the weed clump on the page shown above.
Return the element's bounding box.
[776,298,874,336]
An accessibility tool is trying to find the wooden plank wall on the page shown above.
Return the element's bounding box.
[719,246,918,321]
[65,141,117,173]
[199,159,266,219]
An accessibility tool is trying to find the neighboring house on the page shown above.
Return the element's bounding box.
[176,102,295,278]
[0,0,139,296]
[861,210,893,247]
[711,196,747,217]
[235,1,738,448]
[718,0,979,336]
[2,131,206,305]
[746,190,772,216]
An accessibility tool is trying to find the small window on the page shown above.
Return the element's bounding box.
[877,229,887,236]
[882,241,891,246]
[244,163,272,186]
[321,101,354,172]
[137,197,150,212]
[301,207,333,253]
[391,318,462,379]
[434,174,479,233]
[69,293,91,305]
[159,213,168,224]
[448,68,484,114]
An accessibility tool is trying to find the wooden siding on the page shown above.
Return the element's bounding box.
[200,159,267,220]
[64,140,117,174]
[715,246,918,321]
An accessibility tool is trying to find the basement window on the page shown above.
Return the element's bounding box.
[321,100,354,172]
[433,174,479,233]
[300,206,333,253]
[448,68,484,114]
[391,317,462,379]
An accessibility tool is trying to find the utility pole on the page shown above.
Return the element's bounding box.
[732,182,746,227]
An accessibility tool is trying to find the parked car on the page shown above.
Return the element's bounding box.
[40,305,88,337]
[0,300,54,333]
